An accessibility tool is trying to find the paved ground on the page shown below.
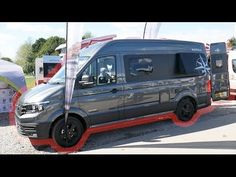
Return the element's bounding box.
[1,100,236,154]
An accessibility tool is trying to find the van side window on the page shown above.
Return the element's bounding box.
[79,56,116,88]
[129,58,153,76]
[44,63,58,77]
[124,55,154,82]
[124,53,209,83]
[79,60,97,88]
[39,67,43,74]
[232,59,236,73]
[97,56,116,85]
[176,53,210,76]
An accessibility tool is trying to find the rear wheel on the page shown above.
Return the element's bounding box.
[176,98,195,121]
[52,116,84,147]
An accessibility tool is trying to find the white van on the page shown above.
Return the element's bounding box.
[228,50,236,95]
[35,55,62,85]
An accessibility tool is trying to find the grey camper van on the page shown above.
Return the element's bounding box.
[15,39,214,148]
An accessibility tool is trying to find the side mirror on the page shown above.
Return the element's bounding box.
[79,75,94,88]
[82,74,90,82]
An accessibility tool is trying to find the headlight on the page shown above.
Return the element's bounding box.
[31,104,43,113]
[20,101,50,114]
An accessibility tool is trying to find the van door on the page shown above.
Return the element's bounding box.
[228,52,236,96]
[210,42,230,101]
[122,54,161,120]
[74,55,123,126]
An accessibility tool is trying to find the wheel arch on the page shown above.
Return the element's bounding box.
[177,96,197,113]
[174,90,198,112]
[48,108,89,138]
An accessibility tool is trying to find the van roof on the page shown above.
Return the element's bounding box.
[110,39,204,44]
[97,39,206,54]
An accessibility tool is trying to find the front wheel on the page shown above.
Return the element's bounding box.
[52,117,84,147]
[176,98,195,122]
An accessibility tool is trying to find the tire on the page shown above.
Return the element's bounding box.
[176,98,195,122]
[52,116,84,148]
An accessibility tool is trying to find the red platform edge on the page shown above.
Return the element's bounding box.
[29,105,216,153]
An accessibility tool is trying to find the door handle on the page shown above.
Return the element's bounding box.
[111,88,118,93]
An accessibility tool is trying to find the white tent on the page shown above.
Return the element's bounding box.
[0,59,26,93]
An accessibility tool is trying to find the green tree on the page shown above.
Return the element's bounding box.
[1,57,13,62]
[227,37,236,49]
[15,36,65,75]
[24,50,35,75]
[37,36,65,57]
[82,31,94,40]
[15,40,33,74]
[32,38,46,57]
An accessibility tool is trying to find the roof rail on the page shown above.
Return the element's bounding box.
[55,34,117,51]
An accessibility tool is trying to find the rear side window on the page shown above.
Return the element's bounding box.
[124,53,209,83]
[176,53,210,76]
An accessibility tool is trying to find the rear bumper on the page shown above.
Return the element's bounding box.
[197,93,212,109]
[212,90,229,101]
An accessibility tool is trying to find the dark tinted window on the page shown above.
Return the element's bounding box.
[176,53,210,76]
[232,59,236,73]
[43,63,59,77]
[129,57,153,77]
[210,54,228,73]
[124,53,208,82]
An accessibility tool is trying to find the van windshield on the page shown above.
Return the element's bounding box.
[48,56,89,84]
[48,42,106,84]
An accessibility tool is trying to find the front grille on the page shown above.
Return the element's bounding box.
[16,123,26,135]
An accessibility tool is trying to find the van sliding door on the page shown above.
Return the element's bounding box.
[210,42,229,101]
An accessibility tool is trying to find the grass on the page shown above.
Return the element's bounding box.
[25,76,35,89]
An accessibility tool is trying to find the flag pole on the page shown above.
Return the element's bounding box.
[143,22,147,39]
[64,22,69,124]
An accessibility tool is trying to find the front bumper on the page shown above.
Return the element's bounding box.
[15,113,51,139]
[16,120,38,138]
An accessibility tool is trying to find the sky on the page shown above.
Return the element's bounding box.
[0,22,236,60]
